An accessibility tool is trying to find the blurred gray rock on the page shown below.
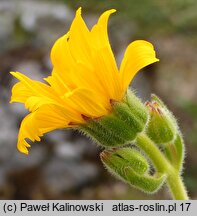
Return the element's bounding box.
[0,11,14,46]
[0,0,73,31]
[54,142,82,160]
[12,60,44,81]
[45,130,71,144]
[9,145,47,170]
[0,105,17,162]
[0,0,74,51]
[0,102,47,168]
[0,168,6,187]
[19,0,73,31]
[42,158,99,195]
[8,103,27,117]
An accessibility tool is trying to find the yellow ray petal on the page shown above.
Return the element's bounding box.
[10,72,82,122]
[50,32,105,96]
[51,8,93,78]
[68,7,93,65]
[91,9,116,49]
[120,40,159,92]
[11,72,65,111]
[90,9,122,100]
[64,88,110,118]
[10,81,33,103]
[50,32,75,74]
[17,105,72,154]
[50,8,122,100]
[11,81,57,112]
[44,71,72,96]
[11,72,57,99]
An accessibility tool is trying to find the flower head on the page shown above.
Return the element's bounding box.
[10,8,159,154]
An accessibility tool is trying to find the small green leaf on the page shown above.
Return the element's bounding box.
[164,133,184,171]
[174,134,184,166]
[151,94,166,108]
[125,167,166,193]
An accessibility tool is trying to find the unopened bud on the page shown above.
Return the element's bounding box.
[100,147,166,193]
[100,147,149,176]
[145,95,177,144]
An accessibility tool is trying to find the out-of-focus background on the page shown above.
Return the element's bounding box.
[0,0,197,200]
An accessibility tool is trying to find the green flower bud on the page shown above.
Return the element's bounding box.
[101,147,149,175]
[100,147,166,193]
[80,90,149,148]
[145,95,178,144]
[149,95,185,171]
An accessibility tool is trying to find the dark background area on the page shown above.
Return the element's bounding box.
[0,0,197,199]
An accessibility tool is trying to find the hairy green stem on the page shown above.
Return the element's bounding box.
[166,171,188,200]
[136,133,189,200]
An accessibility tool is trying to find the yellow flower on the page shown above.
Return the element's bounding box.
[10,8,159,154]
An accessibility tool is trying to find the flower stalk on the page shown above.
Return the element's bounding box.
[166,170,189,200]
[136,133,188,200]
